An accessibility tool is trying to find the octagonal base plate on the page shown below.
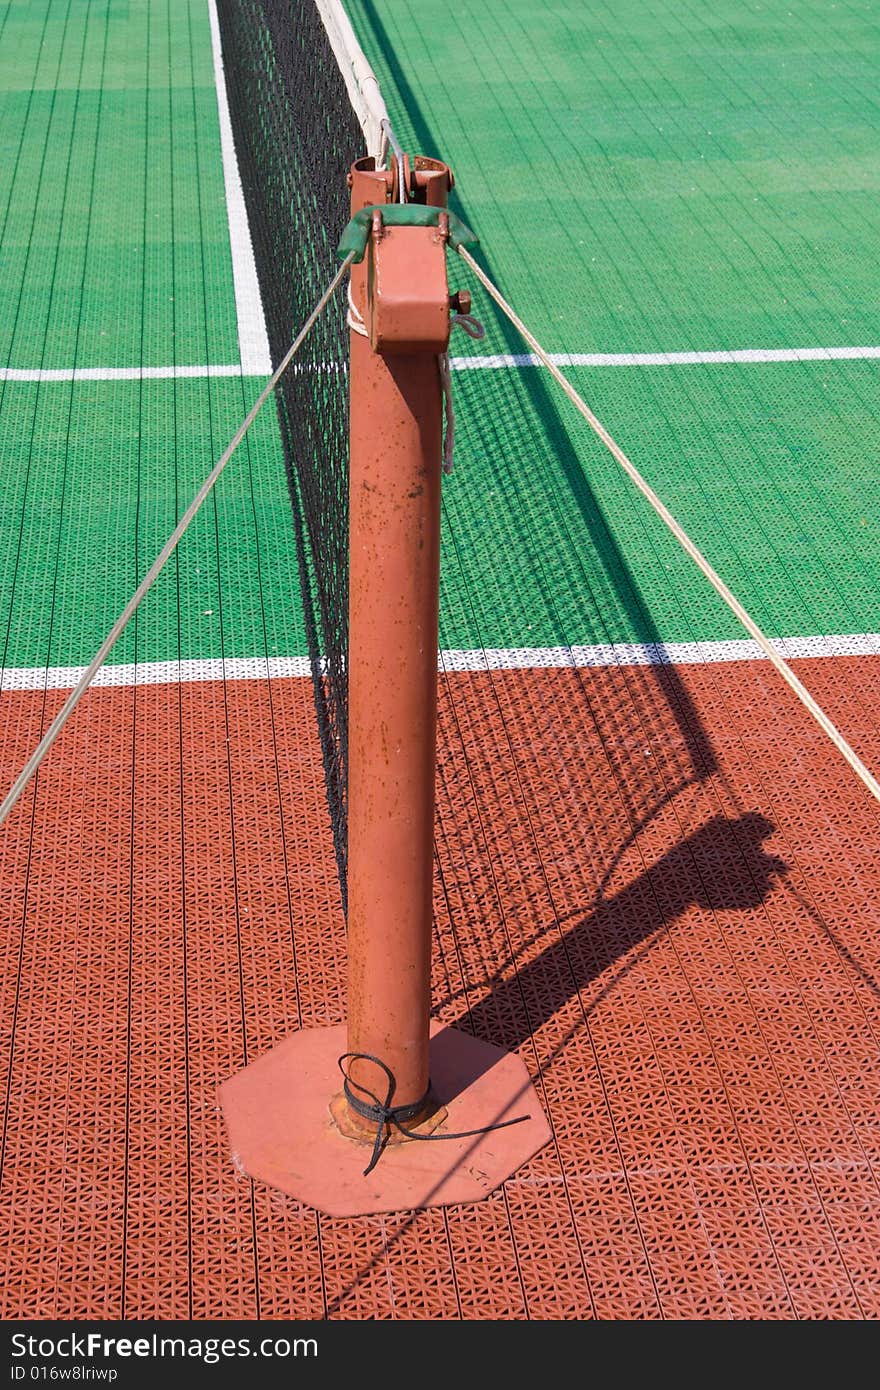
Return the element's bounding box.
[220,1021,551,1216]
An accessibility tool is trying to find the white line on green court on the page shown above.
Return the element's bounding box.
[439,633,880,669]
[0,657,311,691]
[450,346,880,369]
[0,365,247,381]
[207,0,272,375]
[3,345,880,381]
[2,633,877,693]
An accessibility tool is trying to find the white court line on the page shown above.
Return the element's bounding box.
[450,345,880,370]
[206,0,271,376]
[2,634,877,692]
[0,364,247,382]
[3,345,880,382]
[440,633,880,670]
[0,656,311,692]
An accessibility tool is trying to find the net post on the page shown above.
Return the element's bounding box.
[338,157,451,1133]
[220,154,550,1217]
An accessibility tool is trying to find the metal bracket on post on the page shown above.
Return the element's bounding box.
[219,158,550,1218]
[365,209,451,354]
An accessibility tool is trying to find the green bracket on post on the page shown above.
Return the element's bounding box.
[337,205,479,263]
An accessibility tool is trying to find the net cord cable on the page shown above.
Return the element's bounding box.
[315,0,391,163]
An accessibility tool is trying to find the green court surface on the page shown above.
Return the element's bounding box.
[1,0,878,678]
[441,358,879,652]
[0,0,239,370]
[348,0,880,352]
[0,378,304,669]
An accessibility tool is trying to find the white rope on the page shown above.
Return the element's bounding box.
[456,244,880,808]
[381,118,406,202]
[0,253,357,829]
[347,279,368,337]
[440,313,485,473]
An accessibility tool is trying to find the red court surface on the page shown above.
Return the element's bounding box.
[1,655,878,1318]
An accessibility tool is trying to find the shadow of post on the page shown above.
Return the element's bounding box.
[453,812,787,1051]
[324,811,787,1317]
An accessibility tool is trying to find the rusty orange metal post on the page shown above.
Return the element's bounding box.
[340,158,450,1130]
[220,155,550,1217]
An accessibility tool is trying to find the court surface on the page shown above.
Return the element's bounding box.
[1,0,879,1318]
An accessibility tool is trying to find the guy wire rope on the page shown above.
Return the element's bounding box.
[455,244,880,809]
[0,254,357,828]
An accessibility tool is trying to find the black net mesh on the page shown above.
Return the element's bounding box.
[215,0,364,903]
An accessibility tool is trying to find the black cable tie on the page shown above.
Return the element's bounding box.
[338,1051,530,1177]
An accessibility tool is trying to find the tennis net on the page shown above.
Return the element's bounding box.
[215,0,389,902]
